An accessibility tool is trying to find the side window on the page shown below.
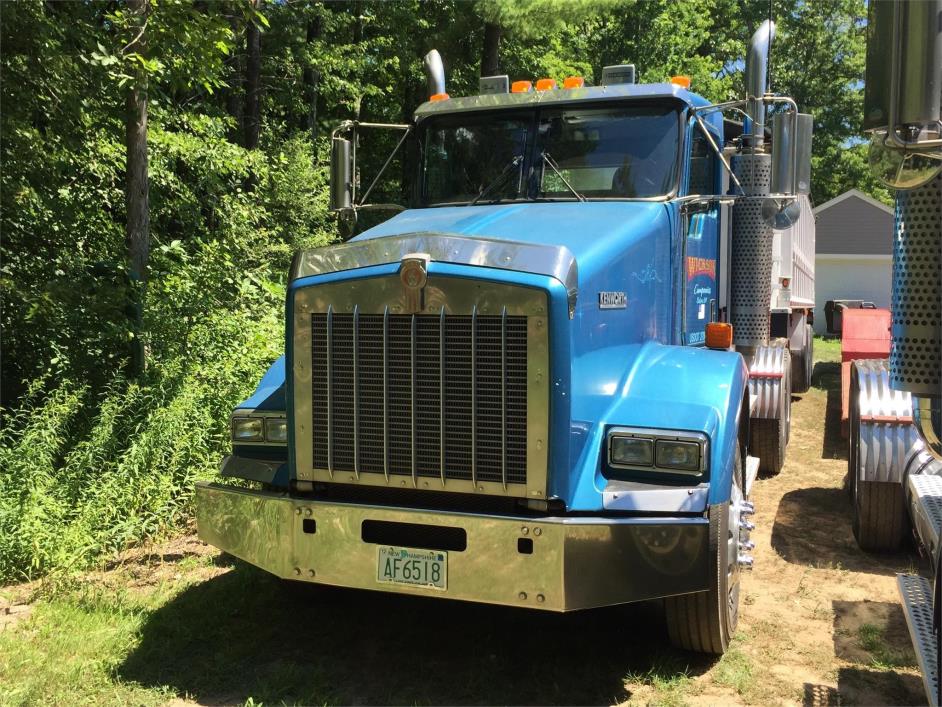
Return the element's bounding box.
[688,126,717,195]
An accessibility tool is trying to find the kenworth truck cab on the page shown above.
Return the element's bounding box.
[197,24,812,655]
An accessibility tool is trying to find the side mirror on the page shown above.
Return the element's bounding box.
[764,112,812,229]
[329,136,353,212]
[863,0,941,132]
[771,112,813,196]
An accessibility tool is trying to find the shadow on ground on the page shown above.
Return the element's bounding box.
[118,562,715,705]
[770,487,919,575]
[812,361,847,462]
[802,600,923,706]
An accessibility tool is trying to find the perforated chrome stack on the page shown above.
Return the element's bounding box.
[890,174,941,396]
[730,153,774,347]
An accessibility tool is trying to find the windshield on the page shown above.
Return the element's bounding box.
[422,113,530,205]
[537,105,680,198]
[419,103,680,205]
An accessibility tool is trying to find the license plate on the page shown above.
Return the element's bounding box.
[376,545,447,590]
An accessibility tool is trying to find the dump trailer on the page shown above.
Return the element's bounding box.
[197,24,814,655]
[771,194,815,394]
[848,1,942,702]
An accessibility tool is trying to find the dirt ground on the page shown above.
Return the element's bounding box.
[722,357,927,706]
[0,350,931,706]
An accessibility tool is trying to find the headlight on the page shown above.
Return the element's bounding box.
[607,427,707,476]
[232,417,264,442]
[610,436,654,466]
[265,418,288,443]
[655,439,701,471]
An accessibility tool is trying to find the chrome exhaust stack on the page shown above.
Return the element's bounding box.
[892,176,941,461]
[423,49,446,98]
[744,20,776,149]
[863,2,941,462]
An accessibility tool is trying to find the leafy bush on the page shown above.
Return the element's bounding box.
[0,112,335,583]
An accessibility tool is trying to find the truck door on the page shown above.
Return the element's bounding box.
[682,124,720,346]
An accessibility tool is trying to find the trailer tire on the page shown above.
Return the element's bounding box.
[665,449,743,655]
[791,326,813,394]
[753,350,790,474]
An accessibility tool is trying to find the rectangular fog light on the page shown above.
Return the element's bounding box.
[610,435,654,467]
[655,439,701,472]
[265,418,288,443]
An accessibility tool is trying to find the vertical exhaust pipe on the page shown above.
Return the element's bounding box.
[744,20,776,148]
[423,49,446,98]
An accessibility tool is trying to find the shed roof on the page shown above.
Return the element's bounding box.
[814,189,894,256]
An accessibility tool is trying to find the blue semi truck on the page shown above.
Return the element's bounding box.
[196,24,815,655]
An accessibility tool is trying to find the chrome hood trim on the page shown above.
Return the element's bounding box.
[291,232,578,317]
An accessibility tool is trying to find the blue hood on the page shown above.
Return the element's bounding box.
[357,202,676,344]
[356,202,672,291]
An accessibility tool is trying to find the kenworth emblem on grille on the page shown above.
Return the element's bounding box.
[400,252,430,313]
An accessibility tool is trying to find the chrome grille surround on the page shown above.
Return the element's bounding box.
[292,274,550,499]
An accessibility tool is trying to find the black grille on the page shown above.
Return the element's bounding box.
[310,311,528,485]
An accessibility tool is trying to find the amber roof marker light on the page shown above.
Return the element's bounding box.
[511,80,533,94]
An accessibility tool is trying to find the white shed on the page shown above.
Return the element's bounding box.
[813,189,894,334]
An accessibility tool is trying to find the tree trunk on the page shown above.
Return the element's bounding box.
[125,0,149,375]
[480,22,501,77]
[352,1,362,44]
[302,14,321,140]
[244,1,262,150]
[226,12,244,144]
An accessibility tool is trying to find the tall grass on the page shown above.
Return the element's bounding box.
[0,309,282,583]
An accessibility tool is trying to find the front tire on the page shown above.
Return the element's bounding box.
[665,448,744,654]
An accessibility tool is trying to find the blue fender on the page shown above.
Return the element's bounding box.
[237,355,286,411]
[565,341,749,509]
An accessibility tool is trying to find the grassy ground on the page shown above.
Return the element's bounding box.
[0,336,929,706]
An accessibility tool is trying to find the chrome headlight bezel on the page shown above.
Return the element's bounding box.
[231,412,288,445]
[606,427,708,476]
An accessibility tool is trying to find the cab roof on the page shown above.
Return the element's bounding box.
[414,81,724,137]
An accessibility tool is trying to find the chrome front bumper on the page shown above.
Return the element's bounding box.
[196,481,709,612]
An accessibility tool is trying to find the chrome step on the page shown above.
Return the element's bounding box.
[897,573,939,706]
[909,474,942,563]
[745,455,759,497]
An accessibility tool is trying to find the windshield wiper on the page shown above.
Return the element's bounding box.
[540,151,586,202]
[469,155,524,206]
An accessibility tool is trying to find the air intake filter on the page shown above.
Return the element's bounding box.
[890,173,941,396]
[729,153,774,347]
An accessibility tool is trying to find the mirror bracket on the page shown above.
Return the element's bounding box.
[329,120,413,217]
